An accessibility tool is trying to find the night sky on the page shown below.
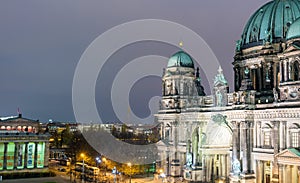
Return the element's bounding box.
[0,0,267,122]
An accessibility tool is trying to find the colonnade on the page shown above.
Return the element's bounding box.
[0,141,48,171]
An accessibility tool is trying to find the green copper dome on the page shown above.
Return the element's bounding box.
[240,0,300,48]
[287,17,300,40]
[167,51,194,68]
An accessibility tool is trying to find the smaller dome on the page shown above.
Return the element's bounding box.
[287,17,300,40]
[167,51,194,68]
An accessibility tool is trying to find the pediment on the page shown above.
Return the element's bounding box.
[276,149,300,159]
[275,149,300,165]
[283,45,299,53]
[0,117,39,125]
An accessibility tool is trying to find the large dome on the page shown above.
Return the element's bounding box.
[240,0,300,48]
[287,17,300,40]
[167,51,194,68]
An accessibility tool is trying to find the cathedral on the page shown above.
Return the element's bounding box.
[156,0,300,182]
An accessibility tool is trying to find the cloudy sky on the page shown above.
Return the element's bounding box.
[0,0,267,122]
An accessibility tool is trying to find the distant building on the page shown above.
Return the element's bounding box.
[46,121,78,133]
[80,123,157,136]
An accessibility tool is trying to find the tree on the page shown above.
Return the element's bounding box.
[60,124,73,148]
[52,130,61,148]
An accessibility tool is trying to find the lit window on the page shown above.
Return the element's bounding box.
[291,132,299,148]
[264,131,271,146]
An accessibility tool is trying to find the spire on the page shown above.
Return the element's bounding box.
[196,67,200,78]
[218,66,223,74]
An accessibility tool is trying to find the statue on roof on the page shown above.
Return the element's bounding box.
[263,29,273,45]
[236,39,242,52]
[214,66,228,86]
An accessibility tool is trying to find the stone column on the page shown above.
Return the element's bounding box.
[257,66,262,91]
[231,121,240,167]
[251,69,257,90]
[279,164,284,183]
[273,62,278,88]
[240,121,247,173]
[256,160,263,183]
[34,142,38,168]
[203,155,206,181]
[14,142,18,169]
[241,121,254,174]
[222,155,226,177]
[284,122,288,149]
[198,126,203,165]
[288,61,293,81]
[262,64,266,89]
[24,142,28,168]
[44,141,49,168]
[3,142,8,170]
[284,60,288,82]
[272,121,280,154]
[297,166,300,183]
[283,165,287,183]
[280,122,284,151]
[253,122,257,148]
[287,165,291,183]
[166,151,170,176]
[192,130,199,166]
[219,155,223,177]
[257,121,262,148]
[279,62,283,83]
[272,122,280,182]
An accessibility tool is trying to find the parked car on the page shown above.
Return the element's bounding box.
[58,167,66,172]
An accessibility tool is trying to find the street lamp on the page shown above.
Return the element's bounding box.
[127,162,132,183]
[96,157,101,166]
[95,157,101,182]
[102,157,107,176]
[159,169,166,183]
[80,153,85,183]
[69,157,72,182]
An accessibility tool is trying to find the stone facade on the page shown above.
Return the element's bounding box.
[156,1,300,183]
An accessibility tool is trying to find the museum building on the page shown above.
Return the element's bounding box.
[156,0,300,182]
[0,114,50,173]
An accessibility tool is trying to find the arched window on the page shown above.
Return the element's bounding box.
[294,61,299,81]
[289,123,300,148]
[262,124,272,148]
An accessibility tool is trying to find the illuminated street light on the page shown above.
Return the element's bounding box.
[80,153,85,183]
[96,157,101,166]
[127,162,132,183]
[159,169,166,183]
[102,157,107,176]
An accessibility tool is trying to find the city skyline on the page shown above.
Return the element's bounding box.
[0,0,267,122]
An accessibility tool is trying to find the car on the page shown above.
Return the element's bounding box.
[58,167,66,172]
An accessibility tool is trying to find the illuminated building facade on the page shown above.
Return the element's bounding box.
[156,0,300,182]
[0,114,50,173]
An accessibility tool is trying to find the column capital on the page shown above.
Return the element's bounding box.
[271,121,280,129]
[240,121,254,129]
[231,121,240,129]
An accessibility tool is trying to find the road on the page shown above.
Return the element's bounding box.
[0,160,185,183]
[1,175,70,183]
